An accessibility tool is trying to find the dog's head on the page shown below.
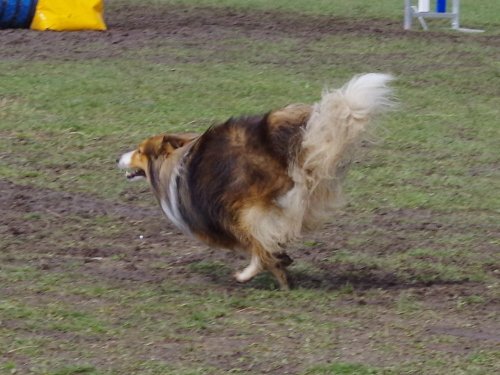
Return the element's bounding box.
[117,133,198,181]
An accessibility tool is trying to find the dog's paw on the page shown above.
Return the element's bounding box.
[234,271,250,283]
[275,252,293,267]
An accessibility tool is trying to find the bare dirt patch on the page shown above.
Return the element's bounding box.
[1,180,157,220]
[2,179,497,290]
[1,179,499,373]
[1,3,497,62]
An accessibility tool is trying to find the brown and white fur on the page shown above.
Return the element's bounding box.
[118,73,394,290]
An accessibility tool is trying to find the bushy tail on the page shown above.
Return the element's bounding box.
[298,73,394,227]
[301,73,394,187]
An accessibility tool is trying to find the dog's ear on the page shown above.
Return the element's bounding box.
[162,134,198,154]
[162,135,183,150]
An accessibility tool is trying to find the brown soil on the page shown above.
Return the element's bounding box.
[1,3,497,62]
[2,179,498,372]
[1,179,497,291]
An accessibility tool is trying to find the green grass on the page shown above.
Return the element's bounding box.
[1,0,499,374]
[143,0,500,27]
[304,362,381,375]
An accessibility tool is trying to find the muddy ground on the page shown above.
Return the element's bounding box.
[1,176,497,290]
[1,2,499,373]
[2,174,499,372]
[1,3,498,62]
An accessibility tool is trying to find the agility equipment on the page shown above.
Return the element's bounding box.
[31,0,106,31]
[404,0,484,32]
[0,0,38,28]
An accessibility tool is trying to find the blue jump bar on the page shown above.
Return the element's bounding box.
[437,0,447,13]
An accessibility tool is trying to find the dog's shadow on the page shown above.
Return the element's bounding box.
[188,260,470,291]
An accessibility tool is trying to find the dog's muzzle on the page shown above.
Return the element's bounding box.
[117,151,146,181]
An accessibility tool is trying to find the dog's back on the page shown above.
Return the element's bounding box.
[174,104,312,249]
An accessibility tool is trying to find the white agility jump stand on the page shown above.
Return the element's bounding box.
[404,0,484,32]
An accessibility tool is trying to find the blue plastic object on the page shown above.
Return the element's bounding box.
[0,0,38,29]
[436,0,447,13]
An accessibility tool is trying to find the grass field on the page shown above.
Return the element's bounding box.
[1,0,499,374]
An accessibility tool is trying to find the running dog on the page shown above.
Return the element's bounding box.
[118,73,394,289]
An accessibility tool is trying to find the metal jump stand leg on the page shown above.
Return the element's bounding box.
[404,0,460,31]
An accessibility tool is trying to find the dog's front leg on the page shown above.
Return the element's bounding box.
[234,253,263,283]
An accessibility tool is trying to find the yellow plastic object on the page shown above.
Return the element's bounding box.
[31,0,107,31]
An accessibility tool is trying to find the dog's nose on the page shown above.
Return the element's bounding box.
[116,157,120,164]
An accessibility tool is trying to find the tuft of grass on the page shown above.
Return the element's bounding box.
[304,361,383,375]
[48,365,98,375]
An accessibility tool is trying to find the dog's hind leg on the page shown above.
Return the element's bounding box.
[266,259,290,291]
[257,242,292,290]
[275,252,293,268]
[235,242,291,290]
